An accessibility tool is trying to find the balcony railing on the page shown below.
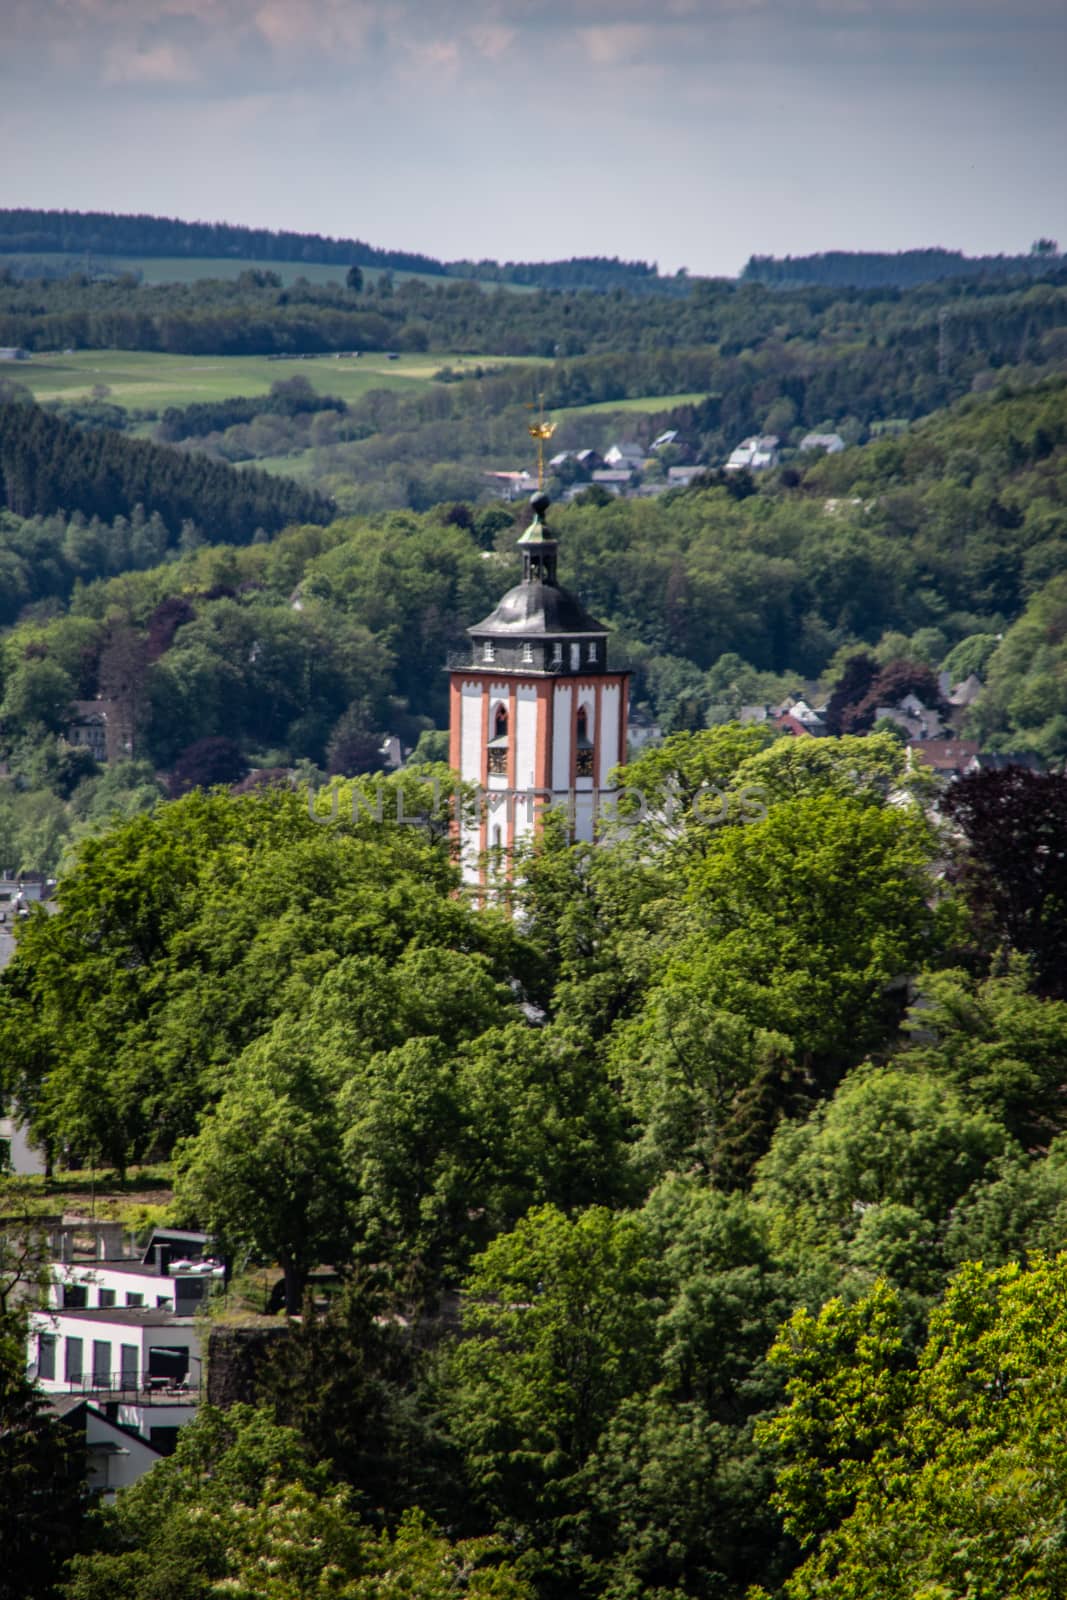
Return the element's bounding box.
[57,1372,200,1402]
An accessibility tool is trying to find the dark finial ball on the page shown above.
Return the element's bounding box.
[529,491,551,516]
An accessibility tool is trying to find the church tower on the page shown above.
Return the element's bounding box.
[449,491,629,886]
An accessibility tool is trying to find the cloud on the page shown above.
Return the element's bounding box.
[252,0,377,55]
[102,40,197,83]
[577,22,656,65]
[469,22,516,59]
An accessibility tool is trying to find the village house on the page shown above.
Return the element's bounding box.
[21,1225,221,1493]
[725,435,780,471]
[603,442,646,472]
[799,431,846,454]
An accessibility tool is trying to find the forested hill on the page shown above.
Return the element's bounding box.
[742,245,1065,288]
[0,400,332,542]
[0,208,666,293]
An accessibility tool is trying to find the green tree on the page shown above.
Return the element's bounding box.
[444,1206,659,1561]
[762,1257,1067,1600]
[174,1034,350,1315]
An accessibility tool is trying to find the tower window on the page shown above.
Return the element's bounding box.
[587,642,598,663]
[488,703,508,774]
[482,641,495,663]
[551,642,563,664]
[576,704,595,776]
[522,642,533,664]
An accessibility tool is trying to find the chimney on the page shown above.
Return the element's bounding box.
[154,1243,171,1276]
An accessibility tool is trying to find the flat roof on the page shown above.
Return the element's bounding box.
[61,1260,213,1278]
[35,1307,196,1328]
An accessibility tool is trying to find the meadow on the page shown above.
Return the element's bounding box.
[10,349,541,412]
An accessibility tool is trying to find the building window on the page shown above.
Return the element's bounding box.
[62,1283,88,1309]
[126,1292,144,1308]
[92,1340,111,1389]
[551,642,563,664]
[587,642,598,662]
[576,749,595,777]
[98,1289,116,1309]
[156,1296,174,1310]
[494,705,508,740]
[482,641,495,662]
[487,747,507,776]
[522,642,533,664]
[120,1345,139,1389]
[577,707,589,742]
[38,1333,56,1382]
[65,1336,83,1385]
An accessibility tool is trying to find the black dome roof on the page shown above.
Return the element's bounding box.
[469,579,607,639]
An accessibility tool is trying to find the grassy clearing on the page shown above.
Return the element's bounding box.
[555,390,709,419]
[12,252,526,293]
[12,349,543,412]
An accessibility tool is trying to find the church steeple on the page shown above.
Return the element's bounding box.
[448,420,630,887]
[466,492,609,674]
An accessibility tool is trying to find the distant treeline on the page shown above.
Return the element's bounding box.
[3,260,1067,367]
[0,209,667,293]
[0,401,332,541]
[742,247,1064,289]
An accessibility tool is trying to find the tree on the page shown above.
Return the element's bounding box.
[762,1257,1067,1600]
[64,1403,531,1600]
[0,1297,88,1598]
[174,1030,352,1315]
[753,1065,1010,1240]
[168,735,247,796]
[0,657,74,731]
[346,265,364,292]
[683,792,942,1079]
[257,1274,467,1525]
[903,963,1067,1145]
[444,1206,658,1550]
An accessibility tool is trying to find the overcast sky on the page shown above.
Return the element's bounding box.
[3,0,1065,276]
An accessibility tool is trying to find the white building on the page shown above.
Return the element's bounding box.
[799,431,846,454]
[725,435,780,472]
[23,1227,219,1492]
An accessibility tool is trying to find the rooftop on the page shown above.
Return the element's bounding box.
[34,1307,197,1328]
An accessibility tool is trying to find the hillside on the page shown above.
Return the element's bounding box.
[0,208,670,294]
[2,374,1066,875]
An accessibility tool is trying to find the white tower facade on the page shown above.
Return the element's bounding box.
[449,494,629,887]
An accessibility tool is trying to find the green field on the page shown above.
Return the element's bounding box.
[556,391,708,419]
[11,252,524,293]
[11,349,544,412]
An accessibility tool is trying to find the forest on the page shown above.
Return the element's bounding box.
[5,734,1067,1600]
[742,243,1062,288]
[0,208,670,293]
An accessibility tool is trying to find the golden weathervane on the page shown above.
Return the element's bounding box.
[527,393,557,491]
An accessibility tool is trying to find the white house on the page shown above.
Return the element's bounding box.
[799,431,846,454]
[603,442,645,471]
[52,1394,169,1499]
[725,435,780,472]
[28,1304,202,1406]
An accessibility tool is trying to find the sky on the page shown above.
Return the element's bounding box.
[2,0,1066,277]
